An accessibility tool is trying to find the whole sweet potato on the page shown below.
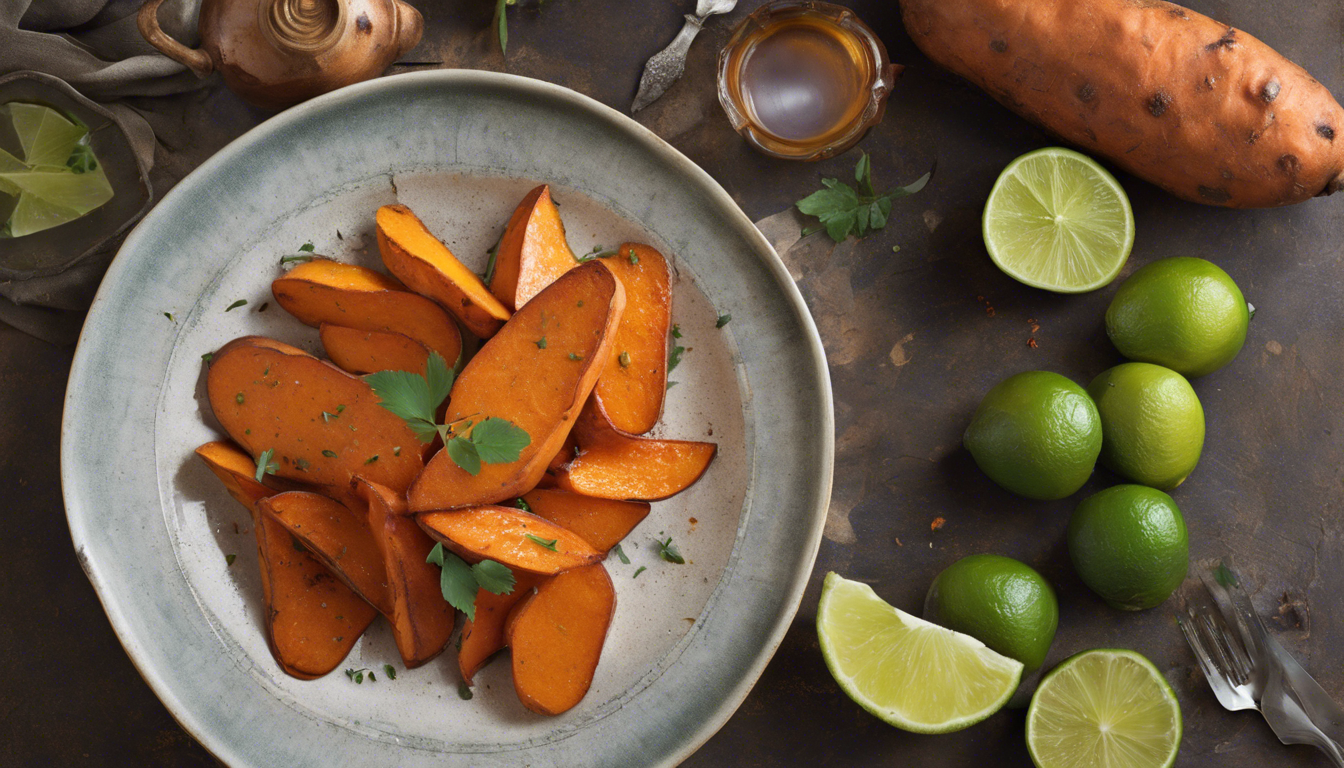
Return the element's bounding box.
[900,0,1344,207]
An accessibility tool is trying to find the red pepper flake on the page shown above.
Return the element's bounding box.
[931,517,946,531]
[986,306,996,317]
[1027,318,1040,333]
[1027,338,1039,348]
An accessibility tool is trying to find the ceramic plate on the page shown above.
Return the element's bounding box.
[61,71,832,767]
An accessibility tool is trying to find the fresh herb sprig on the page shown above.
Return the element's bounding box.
[656,536,685,564]
[426,542,515,621]
[796,151,932,243]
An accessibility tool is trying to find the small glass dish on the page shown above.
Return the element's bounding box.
[717,1,900,161]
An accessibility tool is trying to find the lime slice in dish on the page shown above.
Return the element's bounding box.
[817,572,1024,734]
[0,103,113,238]
[983,147,1134,293]
[1027,649,1182,768]
[8,102,87,168]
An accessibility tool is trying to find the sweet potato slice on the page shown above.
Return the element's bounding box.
[489,185,579,311]
[377,204,512,339]
[417,505,602,575]
[507,564,616,716]
[521,489,650,554]
[206,336,425,493]
[320,323,432,375]
[272,258,463,364]
[257,491,393,617]
[593,242,671,434]
[194,440,305,507]
[553,397,717,501]
[458,571,544,685]
[407,261,625,512]
[356,478,455,667]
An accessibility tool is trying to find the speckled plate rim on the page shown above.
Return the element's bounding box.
[61,70,833,767]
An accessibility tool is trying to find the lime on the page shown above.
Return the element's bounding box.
[1087,363,1203,490]
[964,370,1102,500]
[0,102,113,238]
[983,147,1134,293]
[1068,485,1189,611]
[924,554,1058,672]
[1106,257,1249,378]
[817,572,1023,734]
[1027,649,1182,768]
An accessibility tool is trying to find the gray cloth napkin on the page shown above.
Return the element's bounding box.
[0,0,203,344]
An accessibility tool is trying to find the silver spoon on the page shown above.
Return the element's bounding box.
[631,0,738,113]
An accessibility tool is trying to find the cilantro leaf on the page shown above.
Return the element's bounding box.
[366,351,454,443]
[472,560,516,595]
[668,345,686,373]
[657,536,685,564]
[470,418,531,464]
[427,543,481,621]
[447,436,481,475]
[796,152,933,243]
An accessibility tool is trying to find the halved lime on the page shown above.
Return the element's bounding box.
[1027,649,1182,768]
[817,572,1024,734]
[983,147,1134,293]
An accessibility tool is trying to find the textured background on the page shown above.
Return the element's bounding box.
[4,0,1343,765]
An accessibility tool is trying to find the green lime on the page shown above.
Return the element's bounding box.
[964,371,1102,500]
[1027,649,1182,768]
[924,554,1058,672]
[983,147,1134,293]
[1068,485,1189,610]
[1087,363,1203,489]
[817,572,1023,734]
[0,102,112,238]
[1106,257,1249,378]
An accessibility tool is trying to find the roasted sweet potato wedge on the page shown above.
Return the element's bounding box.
[407,261,625,512]
[417,505,602,575]
[458,571,544,685]
[521,489,650,554]
[272,258,463,364]
[206,336,425,493]
[489,185,579,311]
[257,491,393,617]
[195,440,305,506]
[507,563,616,716]
[593,243,671,434]
[320,323,432,375]
[553,397,716,501]
[377,204,512,339]
[356,478,455,667]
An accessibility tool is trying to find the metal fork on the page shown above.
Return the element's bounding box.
[1178,559,1344,766]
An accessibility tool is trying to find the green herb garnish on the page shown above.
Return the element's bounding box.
[796,151,932,243]
[254,448,278,482]
[514,497,532,512]
[668,344,686,373]
[426,543,514,621]
[612,543,630,565]
[364,455,379,465]
[716,314,732,328]
[225,299,248,312]
[384,664,397,680]
[656,536,685,564]
[164,312,175,322]
[633,566,647,579]
[628,248,639,265]
[299,241,315,252]
[535,337,547,349]
[201,352,213,365]
[321,449,338,458]
[235,393,245,404]
[458,681,474,700]
[618,351,631,368]
[568,352,583,361]
[525,534,559,552]
[280,254,314,265]
[225,554,237,566]
[672,324,682,339]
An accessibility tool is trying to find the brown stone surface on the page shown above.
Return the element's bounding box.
[4,0,1344,765]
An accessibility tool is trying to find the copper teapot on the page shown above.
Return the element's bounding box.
[138,0,423,109]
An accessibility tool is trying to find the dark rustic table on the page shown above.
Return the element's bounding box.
[4,1,1343,765]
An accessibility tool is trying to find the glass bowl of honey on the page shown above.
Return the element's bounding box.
[717,1,900,161]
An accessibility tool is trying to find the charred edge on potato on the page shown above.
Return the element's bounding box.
[1206,28,1237,52]
[1148,91,1172,117]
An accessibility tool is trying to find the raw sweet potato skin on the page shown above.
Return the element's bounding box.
[377,204,512,339]
[521,489,650,553]
[417,505,603,574]
[507,563,616,716]
[900,0,1344,207]
[272,258,463,362]
[407,261,625,512]
[490,185,579,311]
[206,336,425,493]
[257,491,393,616]
[319,323,432,375]
[593,243,671,435]
[458,571,544,685]
[357,478,455,667]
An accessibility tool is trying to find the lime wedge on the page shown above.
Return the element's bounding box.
[817,572,1024,734]
[8,102,87,168]
[0,103,113,238]
[983,147,1134,293]
[1027,649,1182,768]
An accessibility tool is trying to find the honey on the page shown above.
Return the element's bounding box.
[717,2,897,160]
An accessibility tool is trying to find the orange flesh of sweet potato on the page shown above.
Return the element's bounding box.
[257,491,393,617]
[206,336,425,493]
[194,441,376,679]
[507,563,616,716]
[593,242,671,435]
[554,398,716,501]
[376,204,511,339]
[356,478,455,667]
[899,0,1344,208]
[320,323,432,375]
[458,571,544,685]
[407,261,625,512]
[272,258,463,363]
[416,505,602,575]
[489,185,579,311]
[521,489,650,553]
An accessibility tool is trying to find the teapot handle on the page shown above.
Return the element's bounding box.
[391,0,425,58]
[138,0,214,78]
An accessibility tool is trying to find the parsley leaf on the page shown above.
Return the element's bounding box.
[446,436,481,476]
[225,553,237,566]
[470,418,531,464]
[535,336,547,349]
[254,448,278,482]
[426,542,481,621]
[657,536,685,564]
[472,560,516,595]
[458,681,474,700]
[298,241,315,252]
[671,324,682,339]
[525,534,559,552]
[612,543,630,565]
[668,344,686,372]
[367,351,454,443]
[796,152,933,242]
[384,664,397,680]
[716,313,732,328]
[514,497,532,512]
